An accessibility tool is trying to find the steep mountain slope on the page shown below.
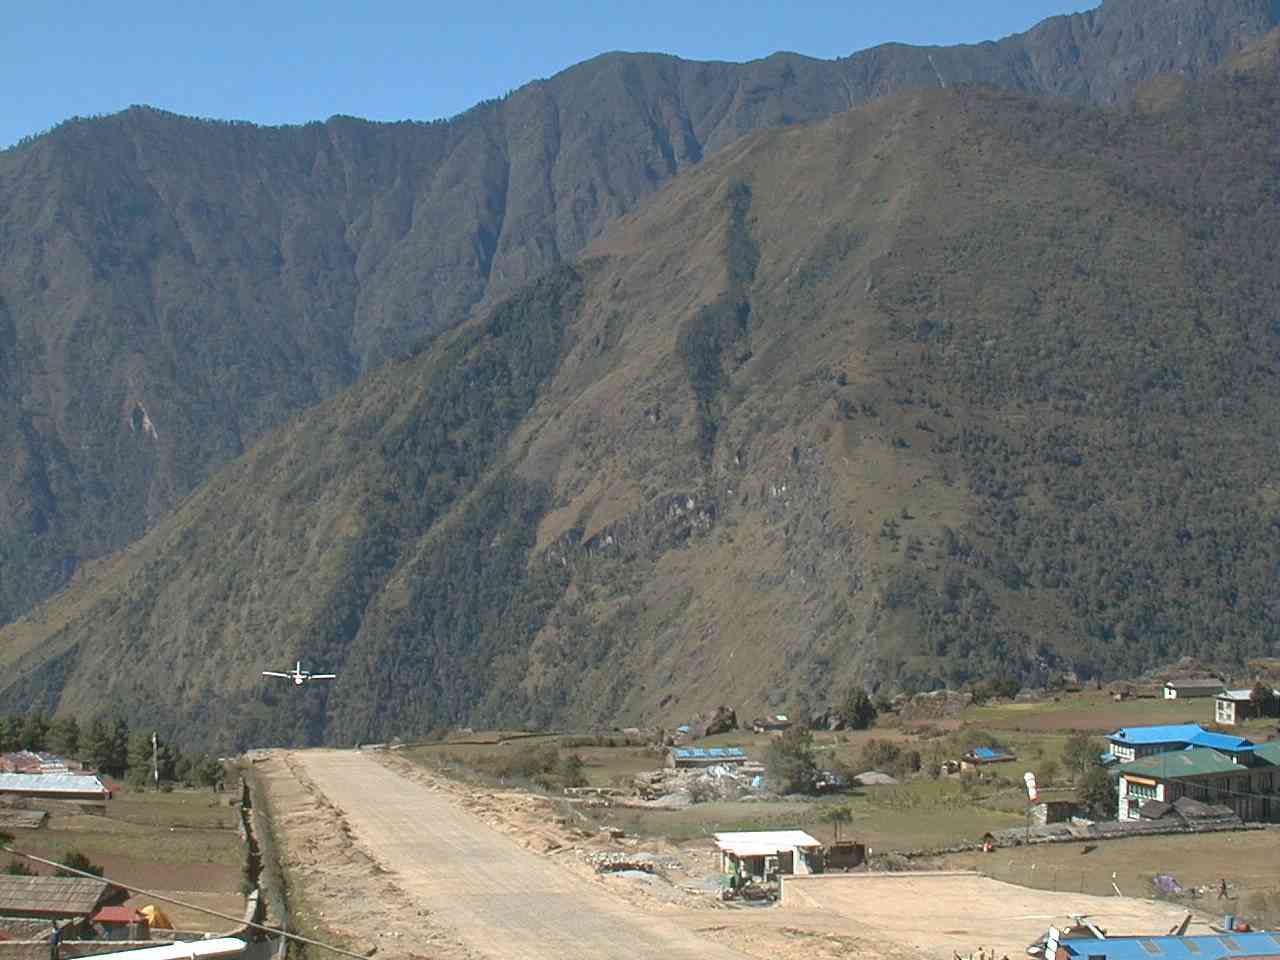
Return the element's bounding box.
[1,0,1276,628]
[2,32,1277,750]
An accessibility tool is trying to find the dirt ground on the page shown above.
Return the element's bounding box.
[779,873,1212,958]
[253,747,1227,960]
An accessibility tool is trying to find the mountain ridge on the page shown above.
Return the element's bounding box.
[3,0,1276,628]
[3,31,1278,749]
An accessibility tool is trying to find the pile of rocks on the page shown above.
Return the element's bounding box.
[632,763,767,807]
[585,850,683,874]
[896,689,973,721]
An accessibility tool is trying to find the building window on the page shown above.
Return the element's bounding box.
[1128,782,1159,803]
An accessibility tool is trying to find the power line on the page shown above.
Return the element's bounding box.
[2,847,369,960]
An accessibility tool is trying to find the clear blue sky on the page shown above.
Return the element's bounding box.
[3,1,1096,149]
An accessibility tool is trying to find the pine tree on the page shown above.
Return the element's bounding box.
[0,716,19,753]
[842,689,879,730]
[764,727,818,795]
[108,717,130,778]
[1080,766,1117,820]
[127,730,155,788]
[48,716,80,758]
[83,717,113,773]
[18,712,49,751]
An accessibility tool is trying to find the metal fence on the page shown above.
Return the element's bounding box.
[978,859,1280,928]
[979,860,1126,897]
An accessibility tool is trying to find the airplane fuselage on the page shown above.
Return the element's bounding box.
[262,660,336,686]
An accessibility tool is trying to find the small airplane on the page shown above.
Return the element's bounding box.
[262,661,337,686]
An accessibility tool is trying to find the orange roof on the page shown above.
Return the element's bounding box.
[92,906,141,924]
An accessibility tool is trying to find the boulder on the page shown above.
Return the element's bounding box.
[689,705,737,738]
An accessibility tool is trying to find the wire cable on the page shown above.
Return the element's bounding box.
[1,847,369,960]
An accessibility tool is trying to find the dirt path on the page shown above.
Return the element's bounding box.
[293,749,747,960]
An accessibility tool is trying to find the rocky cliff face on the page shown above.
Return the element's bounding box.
[0,0,1275,627]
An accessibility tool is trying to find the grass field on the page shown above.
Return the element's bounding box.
[4,787,246,933]
[964,692,1277,737]
[595,786,1026,852]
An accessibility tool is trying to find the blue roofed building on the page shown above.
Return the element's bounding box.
[667,746,749,769]
[1054,928,1280,960]
[960,745,1017,772]
[1104,723,1253,764]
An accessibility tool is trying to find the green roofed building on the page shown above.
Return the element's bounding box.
[1116,744,1280,823]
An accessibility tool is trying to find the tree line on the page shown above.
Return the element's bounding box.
[0,713,223,789]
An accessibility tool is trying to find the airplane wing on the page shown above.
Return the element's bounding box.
[311,674,337,680]
[261,671,291,678]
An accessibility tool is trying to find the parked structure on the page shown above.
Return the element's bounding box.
[0,773,111,804]
[1054,927,1280,960]
[822,840,866,871]
[750,715,794,734]
[1162,679,1224,700]
[666,747,748,769]
[0,752,81,775]
[1104,724,1254,764]
[1215,688,1280,726]
[715,830,822,880]
[960,746,1016,771]
[0,876,124,922]
[1115,740,1280,822]
[1030,800,1080,825]
[91,906,150,941]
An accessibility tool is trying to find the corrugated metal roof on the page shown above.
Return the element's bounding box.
[0,773,108,795]
[1218,688,1280,701]
[1108,724,1205,745]
[1186,730,1254,752]
[671,747,747,759]
[714,830,821,856]
[1164,679,1225,689]
[0,876,112,916]
[1251,740,1280,764]
[1061,931,1280,960]
[1117,748,1239,779]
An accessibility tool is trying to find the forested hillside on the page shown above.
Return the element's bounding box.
[1,31,1277,751]
[1,0,1275,628]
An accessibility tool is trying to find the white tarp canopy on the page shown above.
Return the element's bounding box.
[78,938,246,960]
[0,773,109,796]
[714,830,821,857]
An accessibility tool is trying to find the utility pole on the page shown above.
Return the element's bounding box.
[151,732,159,790]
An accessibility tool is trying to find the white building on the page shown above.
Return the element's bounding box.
[1162,679,1223,700]
[715,830,822,880]
[1215,688,1280,726]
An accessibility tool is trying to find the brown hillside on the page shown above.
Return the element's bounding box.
[1,0,1275,632]
[1,36,1278,750]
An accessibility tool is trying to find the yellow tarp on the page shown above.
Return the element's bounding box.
[139,905,174,930]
